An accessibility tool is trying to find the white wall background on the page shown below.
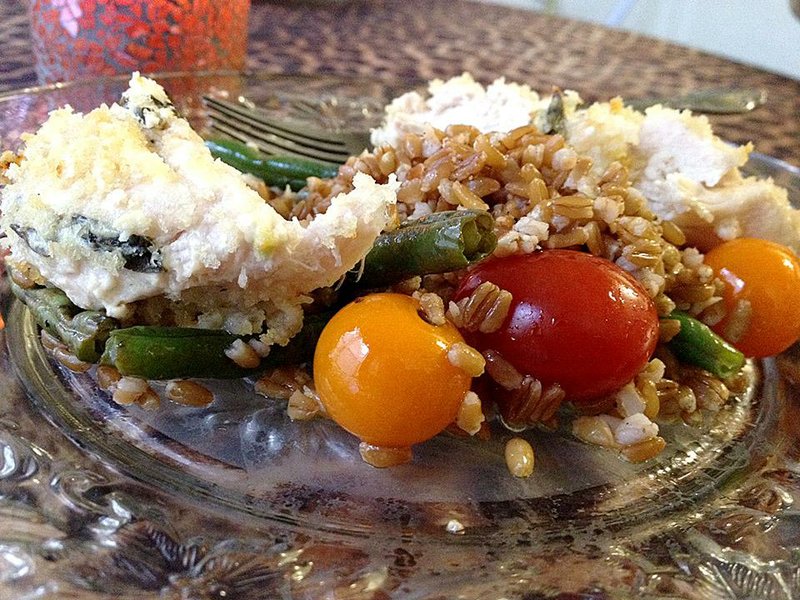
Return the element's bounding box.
[482,0,800,80]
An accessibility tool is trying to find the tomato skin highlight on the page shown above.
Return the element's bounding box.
[704,238,800,358]
[455,250,659,402]
[313,293,471,448]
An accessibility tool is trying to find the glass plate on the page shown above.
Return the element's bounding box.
[1,71,800,599]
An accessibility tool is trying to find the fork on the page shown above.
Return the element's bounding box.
[203,96,371,164]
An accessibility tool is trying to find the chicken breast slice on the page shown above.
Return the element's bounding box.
[566,101,800,252]
[631,107,799,252]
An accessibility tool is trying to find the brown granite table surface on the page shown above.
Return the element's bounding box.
[1,0,798,166]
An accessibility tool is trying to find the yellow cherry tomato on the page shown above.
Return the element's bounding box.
[313,293,471,448]
[704,238,800,358]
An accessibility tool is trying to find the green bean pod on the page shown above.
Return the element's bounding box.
[351,210,497,289]
[10,280,117,363]
[664,311,745,379]
[205,138,340,190]
[100,311,332,380]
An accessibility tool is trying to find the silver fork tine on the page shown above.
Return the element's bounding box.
[290,98,327,118]
[206,104,350,156]
[208,111,351,164]
[208,121,336,163]
[205,96,351,146]
[205,99,348,152]
[203,96,370,162]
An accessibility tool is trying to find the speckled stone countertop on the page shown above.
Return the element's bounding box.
[1,0,798,165]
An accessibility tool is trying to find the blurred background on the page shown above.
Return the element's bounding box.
[481,0,800,80]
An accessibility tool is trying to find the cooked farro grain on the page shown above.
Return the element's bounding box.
[467,177,502,198]
[498,375,564,431]
[615,382,646,418]
[455,390,485,435]
[287,388,321,421]
[447,342,485,378]
[652,380,681,420]
[552,194,593,220]
[543,227,590,249]
[661,220,687,246]
[682,408,705,427]
[254,366,313,400]
[675,384,698,413]
[96,365,122,391]
[638,378,661,420]
[391,276,422,295]
[224,339,261,369]
[682,368,730,412]
[165,380,214,407]
[113,376,149,405]
[414,290,447,326]
[572,416,619,448]
[551,147,578,172]
[358,443,413,468]
[658,318,682,342]
[52,348,92,373]
[445,519,465,534]
[614,413,659,446]
[138,388,161,411]
[621,436,667,463]
[446,281,512,334]
[505,437,535,478]
[654,378,696,422]
[482,349,525,390]
[724,368,751,395]
[440,179,489,211]
[637,358,667,383]
[723,299,753,344]
[247,337,272,358]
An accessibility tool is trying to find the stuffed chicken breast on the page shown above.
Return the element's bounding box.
[1,74,398,345]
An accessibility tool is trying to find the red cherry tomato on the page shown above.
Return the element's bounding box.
[704,238,800,358]
[455,250,659,402]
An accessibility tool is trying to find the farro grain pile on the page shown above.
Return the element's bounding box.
[268,121,744,462]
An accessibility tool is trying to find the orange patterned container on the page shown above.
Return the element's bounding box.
[30,0,250,84]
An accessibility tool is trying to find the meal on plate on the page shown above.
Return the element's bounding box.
[2,72,799,476]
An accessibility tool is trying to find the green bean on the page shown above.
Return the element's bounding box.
[541,90,566,135]
[100,311,332,380]
[349,210,496,289]
[205,138,340,190]
[664,311,745,379]
[9,280,117,363]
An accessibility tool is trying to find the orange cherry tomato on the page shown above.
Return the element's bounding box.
[704,238,800,358]
[313,293,471,448]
